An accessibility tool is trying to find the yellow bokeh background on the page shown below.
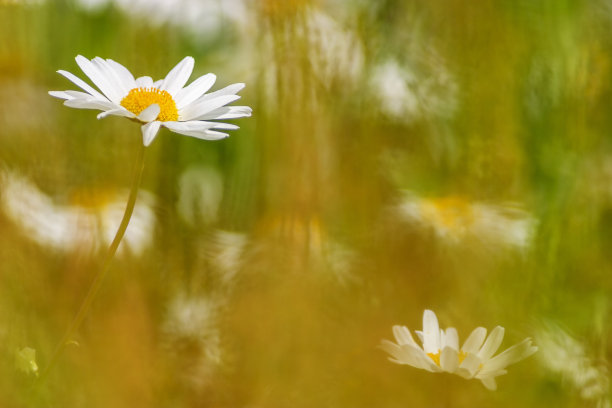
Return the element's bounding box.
[0,0,610,407]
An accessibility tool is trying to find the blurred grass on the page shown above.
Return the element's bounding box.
[0,0,611,407]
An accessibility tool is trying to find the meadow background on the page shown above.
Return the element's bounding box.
[0,0,611,406]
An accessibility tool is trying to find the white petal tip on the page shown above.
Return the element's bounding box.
[48,91,64,98]
[142,121,162,146]
[137,104,161,122]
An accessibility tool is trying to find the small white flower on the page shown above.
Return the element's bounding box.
[0,170,155,256]
[15,347,39,377]
[49,55,251,146]
[536,322,609,403]
[177,165,224,227]
[381,310,538,390]
[370,58,457,123]
[73,0,249,38]
[162,293,224,387]
[398,193,537,250]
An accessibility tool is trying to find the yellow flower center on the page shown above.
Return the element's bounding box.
[427,352,441,366]
[427,350,468,367]
[421,196,475,232]
[120,87,178,122]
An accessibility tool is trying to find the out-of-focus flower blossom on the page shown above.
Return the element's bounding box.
[397,193,537,250]
[536,322,609,404]
[177,165,224,227]
[304,10,364,89]
[0,171,155,256]
[370,58,457,123]
[258,8,364,111]
[381,310,538,390]
[204,230,248,286]
[15,347,38,376]
[50,55,251,146]
[72,0,248,38]
[162,293,223,386]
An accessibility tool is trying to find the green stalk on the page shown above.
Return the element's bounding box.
[40,143,147,380]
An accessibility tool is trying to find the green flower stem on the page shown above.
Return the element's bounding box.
[41,143,147,380]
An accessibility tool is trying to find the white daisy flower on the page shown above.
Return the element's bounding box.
[536,322,609,403]
[0,170,156,256]
[398,193,537,250]
[49,55,252,146]
[381,310,538,390]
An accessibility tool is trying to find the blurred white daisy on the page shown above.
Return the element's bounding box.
[257,8,364,111]
[73,0,249,38]
[304,10,364,89]
[15,347,39,377]
[398,193,537,250]
[370,58,457,123]
[162,293,223,386]
[204,229,248,286]
[381,310,538,390]
[536,322,609,404]
[177,165,224,227]
[0,170,155,256]
[49,55,251,146]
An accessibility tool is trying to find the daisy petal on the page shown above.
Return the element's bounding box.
[392,325,419,347]
[462,327,487,353]
[137,103,161,122]
[207,122,239,130]
[49,91,75,100]
[197,105,253,120]
[97,108,135,120]
[480,377,497,391]
[175,73,216,109]
[142,121,162,146]
[57,69,105,100]
[478,326,505,360]
[418,351,443,373]
[92,57,130,97]
[479,339,537,375]
[477,369,507,378]
[444,328,459,350]
[415,330,425,344]
[106,58,137,91]
[162,121,230,140]
[440,346,459,372]
[196,83,245,102]
[136,76,154,88]
[455,368,474,379]
[180,95,242,121]
[380,341,425,369]
[75,55,123,103]
[159,56,194,96]
[64,90,97,99]
[64,98,117,111]
[458,352,481,378]
[422,310,441,354]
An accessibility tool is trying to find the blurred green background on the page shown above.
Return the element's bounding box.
[0,0,610,406]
